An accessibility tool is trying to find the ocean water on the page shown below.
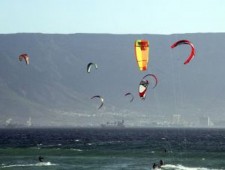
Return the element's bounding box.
[0,128,224,170]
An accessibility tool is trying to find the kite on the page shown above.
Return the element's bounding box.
[139,79,149,100]
[91,95,104,109]
[87,62,98,73]
[124,92,134,102]
[171,40,195,65]
[142,74,158,88]
[19,53,29,65]
[134,40,149,71]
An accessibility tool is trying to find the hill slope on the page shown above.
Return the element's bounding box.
[0,33,225,127]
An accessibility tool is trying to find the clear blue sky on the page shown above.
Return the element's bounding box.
[0,0,225,34]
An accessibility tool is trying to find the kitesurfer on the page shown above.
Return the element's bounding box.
[152,163,157,169]
[159,160,164,167]
[152,160,164,169]
[38,156,44,162]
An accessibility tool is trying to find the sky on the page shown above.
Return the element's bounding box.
[0,0,225,34]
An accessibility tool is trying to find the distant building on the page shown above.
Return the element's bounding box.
[100,120,125,128]
[4,117,32,128]
[199,116,214,127]
[26,117,32,127]
[172,114,181,125]
[5,118,12,126]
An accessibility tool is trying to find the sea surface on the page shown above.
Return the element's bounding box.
[0,128,225,170]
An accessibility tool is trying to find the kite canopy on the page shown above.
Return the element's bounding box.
[134,40,149,71]
[19,53,29,65]
[138,74,157,100]
[87,62,98,73]
[142,74,158,88]
[91,95,104,109]
[125,92,134,102]
[139,79,149,100]
[171,39,195,65]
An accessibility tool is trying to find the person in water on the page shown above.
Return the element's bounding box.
[152,160,164,169]
[152,163,157,169]
[159,160,164,167]
[38,156,44,162]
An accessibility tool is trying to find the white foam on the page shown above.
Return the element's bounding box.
[70,148,83,152]
[161,164,222,170]
[2,162,57,168]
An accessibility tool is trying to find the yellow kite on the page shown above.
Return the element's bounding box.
[134,40,149,71]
